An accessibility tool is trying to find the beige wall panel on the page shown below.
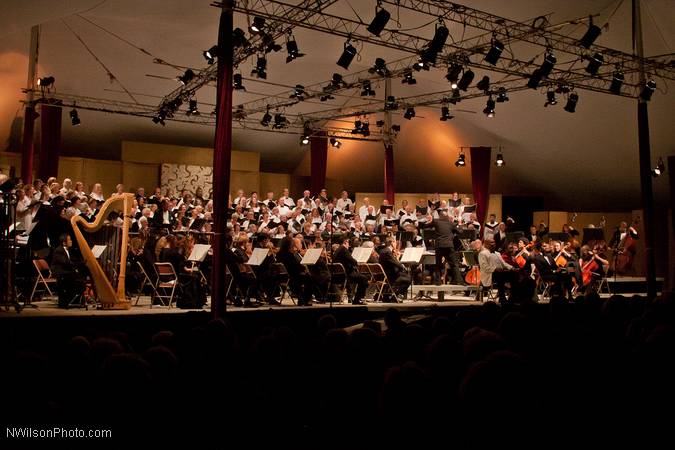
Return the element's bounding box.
[123,162,159,192]
[81,159,122,195]
[259,172,291,197]
[121,141,259,171]
[229,171,259,198]
[57,157,84,184]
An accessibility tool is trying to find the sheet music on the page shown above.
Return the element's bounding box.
[301,248,323,265]
[352,247,372,264]
[400,247,424,264]
[246,248,269,266]
[91,245,107,259]
[188,244,211,262]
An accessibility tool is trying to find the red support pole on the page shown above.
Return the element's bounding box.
[469,146,492,238]
[384,144,395,204]
[38,104,62,181]
[210,0,234,319]
[310,131,327,195]
[20,106,37,185]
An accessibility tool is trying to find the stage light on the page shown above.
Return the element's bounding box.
[233,73,245,90]
[484,38,504,65]
[260,109,272,127]
[483,97,495,117]
[232,28,250,48]
[609,69,624,95]
[413,59,430,71]
[352,120,363,134]
[152,110,166,126]
[391,124,401,133]
[329,137,342,148]
[540,52,557,77]
[421,24,449,64]
[324,73,346,92]
[496,87,509,102]
[361,80,376,96]
[337,41,357,69]
[361,121,370,137]
[186,100,199,116]
[457,69,474,91]
[251,56,267,79]
[446,64,462,89]
[37,76,55,87]
[367,6,391,36]
[450,88,461,104]
[368,58,389,76]
[476,75,490,92]
[585,52,604,75]
[403,107,415,120]
[285,35,304,63]
[564,92,579,113]
[273,113,287,129]
[440,106,454,121]
[384,95,398,110]
[527,69,543,89]
[301,124,311,145]
[640,79,656,101]
[203,45,218,64]
[401,69,416,85]
[177,69,195,85]
[249,16,265,34]
[455,152,466,167]
[651,157,665,177]
[261,33,282,53]
[233,105,246,120]
[320,94,334,101]
[544,89,557,107]
[69,109,80,126]
[495,152,505,167]
[376,120,385,127]
[290,84,306,100]
[579,21,602,48]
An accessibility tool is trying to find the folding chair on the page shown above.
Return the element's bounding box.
[30,259,58,302]
[271,262,296,305]
[153,262,178,307]
[357,263,375,301]
[367,263,398,303]
[134,261,160,306]
[327,263,348,304]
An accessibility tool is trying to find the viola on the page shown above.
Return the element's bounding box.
[513,243,533,268]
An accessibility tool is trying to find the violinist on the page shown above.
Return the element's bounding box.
[251,233,280,306]
[378,237,411,301]
[552,240,581,287]
[308,242,331,301]
[226,233,258,308]
[501,242,520,268]
[276,236,314,306]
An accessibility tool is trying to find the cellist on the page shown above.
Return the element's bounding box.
[579,244,610,293]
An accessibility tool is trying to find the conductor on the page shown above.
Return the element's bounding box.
[426,210,465,285]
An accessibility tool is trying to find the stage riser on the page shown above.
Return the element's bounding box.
[606,280,663,294]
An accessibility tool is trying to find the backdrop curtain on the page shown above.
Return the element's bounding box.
[38,104,62,181]
[470,146,492,237]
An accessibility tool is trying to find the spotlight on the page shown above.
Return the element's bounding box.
[484,39,504,65]
[495,152,505,167]
[651,157,665,177]
[483,97,495,117]
[585,52,604,76]
[233,105,246,120]
[352,120,363,134]
[361,121,370,137]
[640,79,656,101]
[152,110,166,126]
[455,152,466,167]
[251,56,267,79]
[69,109,80,126]
[203,45,218,64]
[544,90,557,107]
[556,84,571,94]
[232,28,250,48]
[261,33,282,53]
[249,16,265,34]
[337,41,357,70]
[496,87,509,102]
[540,52,557,77]
[285,36,304,63]
[384,95,398,110]
[413,59,430,71]
[324,73,346,92]
[273,113,287,129]
[440,106,454,121]
[361,80,376,96]
[445,64,462,88]
[563,92,579,113]
[391,124,401,133]
[367,7,391,36]
[329,137,342,148]
[368,58,389,77]
[421,24,449,64]
[233,73,245,90]
[457,69,474,91]
[527,69,543,89]
[300,126,311,146]
[450,88,461,104]
[401,69,416,85]
[260,109,272,127]
[186,100,199,116]
[376,120,385,127]
[320,94,335,101]
[290,84,306,100]
[609,69,624,95]
[403,107,415,120]
[476,75,490,92]
[177,69,195,85]
[579,21,602,48]
[37,76,55,88]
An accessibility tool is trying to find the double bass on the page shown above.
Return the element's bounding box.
[614,216,640,274]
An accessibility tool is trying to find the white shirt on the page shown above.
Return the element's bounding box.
[399,213,418,227]
[16,197,32,231]
[336,198,353,212]
[90,192,105,202]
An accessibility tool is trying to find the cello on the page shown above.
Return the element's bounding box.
[581,251,600,287]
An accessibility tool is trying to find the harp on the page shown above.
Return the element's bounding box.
[70,193,133,309]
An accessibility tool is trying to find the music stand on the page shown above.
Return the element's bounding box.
[582,228,605,245]
[300,248,322,265]
[421,229,437,250]
[351,247,372,264]
[547,232,570,243]
[401,247,424,300]
[458,229,476,240]
[505,231,524,244]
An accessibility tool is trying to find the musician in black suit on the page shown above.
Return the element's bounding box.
[224,233,257,307]
[425,210,465,285]
[378,237,411,301]
[608,221,639,249]
[529,242,573,299]
[332,237,368,305]
[51,234,85,308]
[276,236,314,306]
[493,222,508,252]
[152,199,175,229]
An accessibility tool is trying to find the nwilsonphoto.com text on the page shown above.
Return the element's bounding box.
[6,427,112,439]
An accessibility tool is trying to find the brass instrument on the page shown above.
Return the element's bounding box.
[70,193,133,309]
